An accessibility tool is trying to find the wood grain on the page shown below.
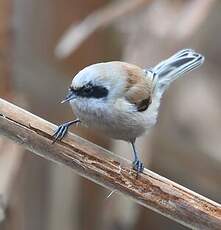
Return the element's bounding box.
[0,98,220,229]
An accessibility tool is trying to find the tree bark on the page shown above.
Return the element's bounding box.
[0,98,221,230]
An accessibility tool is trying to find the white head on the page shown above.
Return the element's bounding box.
[62,62,130,106]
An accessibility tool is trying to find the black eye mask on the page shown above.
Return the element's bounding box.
[71,83,108,99]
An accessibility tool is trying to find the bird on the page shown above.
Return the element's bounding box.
[52,49,204,173]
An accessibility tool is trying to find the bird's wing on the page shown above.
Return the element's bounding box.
[122,63,153,112]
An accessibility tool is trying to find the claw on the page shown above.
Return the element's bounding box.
[52,126,62,138]
[60,126,68,140]
[132,160,144,174]
[52,124,68,143]
[52,119,80,144]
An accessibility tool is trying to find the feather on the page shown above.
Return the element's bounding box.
[122,63,153,112]
[151,49,204,93]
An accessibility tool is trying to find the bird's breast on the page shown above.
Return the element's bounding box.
[70,98,158,141]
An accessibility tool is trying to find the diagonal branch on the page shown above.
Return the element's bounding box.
[0,98,220,229]
[55,0,151,58]
[174,0,216,40]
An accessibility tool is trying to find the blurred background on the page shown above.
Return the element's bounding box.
[0,0,220,229]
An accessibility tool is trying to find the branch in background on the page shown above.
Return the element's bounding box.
[174,0,216,40]
[54,0,215,59]
[0,99,221,229]
[0,137,24,223]
[137,0,215,40]
[55,0,151,58]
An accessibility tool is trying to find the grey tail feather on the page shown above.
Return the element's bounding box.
[149,49,204,92]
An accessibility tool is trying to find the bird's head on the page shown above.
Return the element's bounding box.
[61,62,127,104]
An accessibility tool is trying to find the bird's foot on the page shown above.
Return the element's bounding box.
[52,120,80,143]
[132,159,144,174]
[52,123,70,143]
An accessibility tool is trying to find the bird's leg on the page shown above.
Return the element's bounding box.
[52,119,80,143]
[131,141,144,173]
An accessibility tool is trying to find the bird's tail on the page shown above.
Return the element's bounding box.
[150,49,204,94]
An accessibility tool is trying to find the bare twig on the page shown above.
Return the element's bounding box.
[0,98,221,229]
[146,0,215,40]
[55,0,151,58]
[174,0,216,40]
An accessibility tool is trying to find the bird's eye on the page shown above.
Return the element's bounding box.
[84,86,93,93]
[74,83,108,98]
[69,86,75,92]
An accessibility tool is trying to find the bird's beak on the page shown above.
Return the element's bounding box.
[61,90,76,103]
